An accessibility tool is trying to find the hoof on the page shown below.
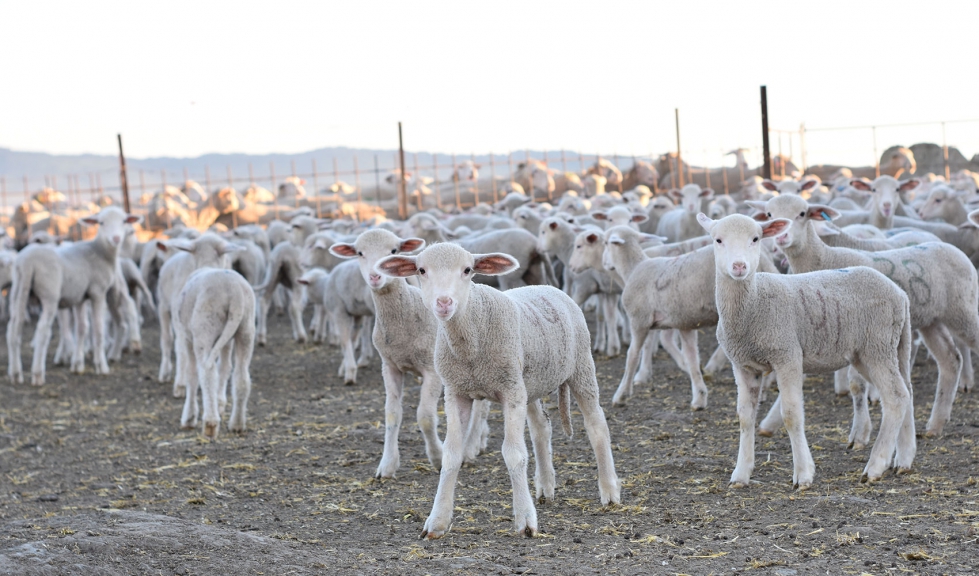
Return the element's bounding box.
[794,482,812,492]
[757,428,774,438]
[521,526,538,538]
[203,423,217,439]
[836,390,849,397]
[180,423,195,431]
[896,467,913,475]
[729,481,749,489]
[859,473,872,484]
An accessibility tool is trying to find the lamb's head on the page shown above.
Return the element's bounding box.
[592,205,649,230]
[82,206,141,248]
[376,243,518,321]
[330,229,425,290]
[556,194,589,216]
[669,184,713,215]
[290,215,328,246]
[630,162,659,187]
[162,232,243,270]
[747,194,839,250]
[603,225,665,272]
[568,228,604,274]
[697,213,790,280]
[915,183,962,220]
[300,231,341,271]
[278,176,307,199]
[623,185,653,206]
[455,161,480,182]
[760,178,819,196]
[297,267,329,287]
[537,217,570,254]
[648,195,675,219]
[582,174,607,197]
[849,175,918,218]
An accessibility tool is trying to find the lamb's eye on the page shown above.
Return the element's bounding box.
[752,236,759,243]
[357,251,363,257]
[391,248,397,254]
[715,238,722,244]
[418,268,426,275]
[799,212,805,217]
[766,212,771,217]
[936,199,942,203]
[463,267,471,275]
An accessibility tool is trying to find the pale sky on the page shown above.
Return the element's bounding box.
[3,0,978,168]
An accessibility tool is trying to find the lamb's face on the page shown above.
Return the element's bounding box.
[569,230,603,274]
[851,176,918,217]
[603,226,636,272]
[756,194,814,249]
[300,233,334,270]
[85,207,141,248]
[916,184,956,220]
[331,229,424,290]
[670,184,712,215]
[699,214,790,280]
[375,243,518,322]
[649,195,674,219]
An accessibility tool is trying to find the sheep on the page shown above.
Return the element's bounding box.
[313,258,375,385]
[375,242,620,538]
[456,228,555,290]
[156,234,240,394]
[916,184,969,225]
[600,226,774,409]
[639,194,675,234]
[495,192,533,216]
[173,268,256,438]
[330,230,492,477]
[698,212,915,489]
[591,206,648,230]
[754,195,979,438]
[567,229,626,357]
[6,207,140,385]
[656,184,715,242]
[622,161,659,191]
[582,174,607,197]
[832,176,920,229]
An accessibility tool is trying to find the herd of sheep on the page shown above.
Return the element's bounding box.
[3,159,979,539]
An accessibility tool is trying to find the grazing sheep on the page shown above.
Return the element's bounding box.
[755,195,979,438]
[173,268,256,438]
[699,213,915,489]
[7,207,140,385]
[656,184,715,242]
[375,243,620,539]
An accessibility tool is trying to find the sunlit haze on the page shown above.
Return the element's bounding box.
[2,0,978,168]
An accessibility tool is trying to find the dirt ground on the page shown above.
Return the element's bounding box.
[2,312,979,576]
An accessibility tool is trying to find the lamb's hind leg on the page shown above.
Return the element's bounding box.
[920,324,962,437]
[288,286,307,344]
[417,369,443,470]
[703,343,728,376]
[69,303,88,374]
[463,399,490,463]
[229,325,255,433]
[30,304,59,386]
[526,399,555,504]
[612,321,650,405]
[957,338,973,393]
[847,368,873,450]
[774,363,815,490]
[570,369,620,506]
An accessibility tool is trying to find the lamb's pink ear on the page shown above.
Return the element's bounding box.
[800,179,818,191]
[548,221,559,230]
[472,253,520,276]
[631,213,649,224]
[807,204,841,221]
[167,238,196,253]
[898,179,920,192]
[761,179,778,192]
[592,211,609,221]
[81,216,100,225]
[700,187,715,198]
[376,255,419,277]
[696,213,715,233]
[752,211,769,222]
[585,232,600,244]
[761,218,792,238]
[156,241,169,252]
[968,209,979,228]
[330,243,357,258]
[667,188,682,200]
[398,238,425,253]
[640,233,668,244]
[849,178,872,192]
[297,278,310,285]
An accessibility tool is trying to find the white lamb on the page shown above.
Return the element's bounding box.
[376,243,620,539]
[7,207,140,385]
[698,212,915,489]
[173,268,256,438]
[656,184,714,242]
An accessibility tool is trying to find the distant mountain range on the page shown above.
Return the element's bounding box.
[0,147,633,194]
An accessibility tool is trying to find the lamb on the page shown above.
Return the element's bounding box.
[456,228,555,290]
[698,212,915,488]
[833,176,920,229]
[330,230,492,477]
[639,194,676,234]
[599,226,773,409]
[313,258,375,384]
[7,207,140,385]
[156,234,241,394]
[591,205,648,230]
[376,243,620,538]
[755,194,979,437]
[916,184,969,225]
[173,268,256,438]
[656,184,714,242]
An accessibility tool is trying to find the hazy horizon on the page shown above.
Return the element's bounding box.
[3,1,978,170]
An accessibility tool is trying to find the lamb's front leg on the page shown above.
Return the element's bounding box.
[729,364,763,488]
[89,296,110,375]
[70,304,89,374]
[416,369,444,470]
[421,391,472,540]
[526,399,555,504]
[376,363,406,478]
[775,363,815,490]
[501,389,536,536]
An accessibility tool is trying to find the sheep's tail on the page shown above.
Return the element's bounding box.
[253,259,277,294]
[539,251,559,288]
[558,383,573,438]
[203,302,245,369]
[131,269,156,313]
